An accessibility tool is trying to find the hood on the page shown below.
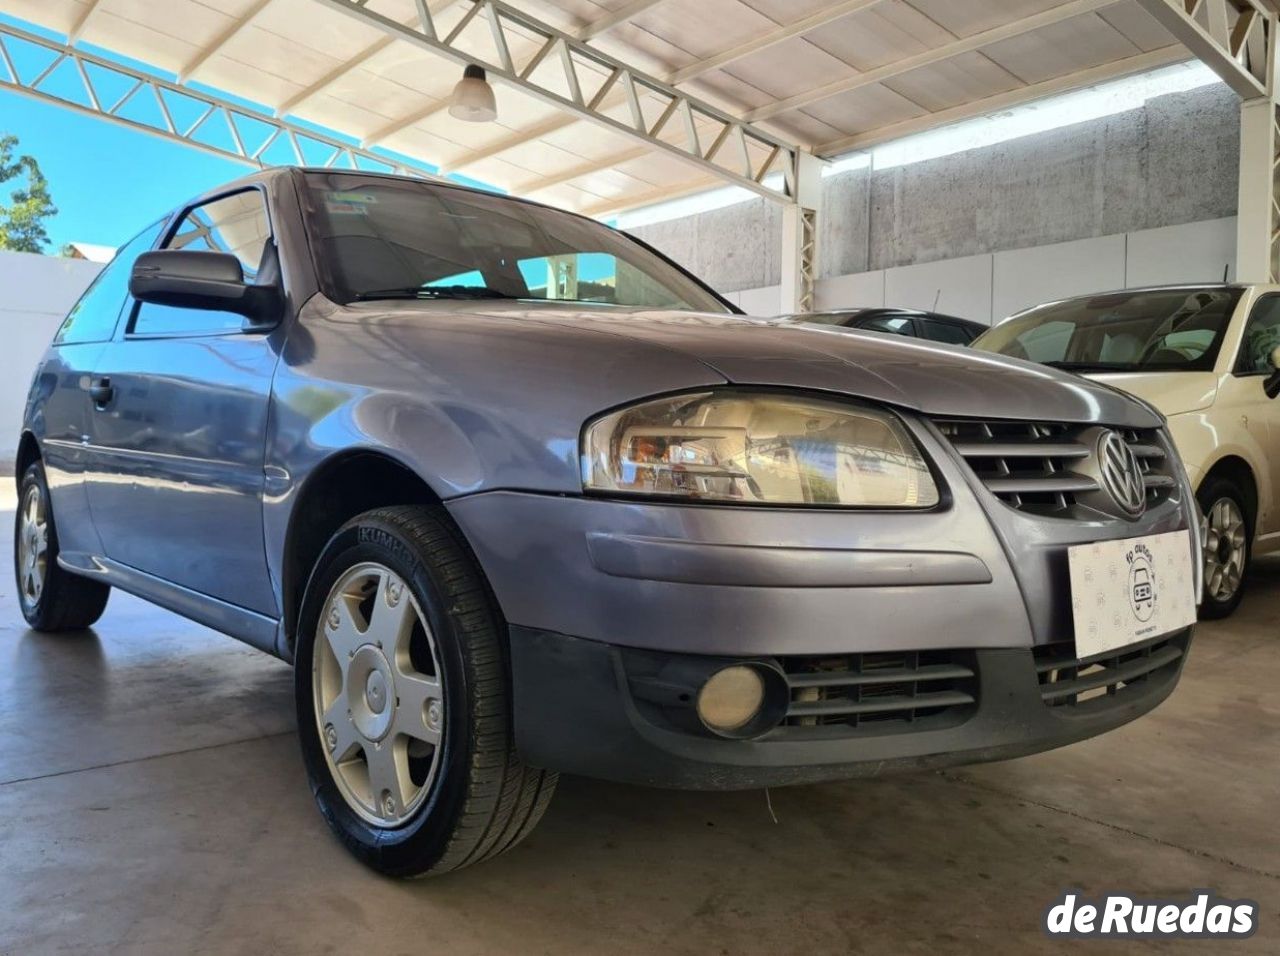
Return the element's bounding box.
[1085,371,1218,417]
[345,301,1163,429]
[510,306,1161,428]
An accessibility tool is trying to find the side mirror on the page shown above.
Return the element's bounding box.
[1265,346,1280,399]
[129,250,281,328]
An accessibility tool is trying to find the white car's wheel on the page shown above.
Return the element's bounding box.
[1197,477,1251,619]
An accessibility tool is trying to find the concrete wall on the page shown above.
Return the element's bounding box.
[633,83,1241,296]
[1,250,103,461]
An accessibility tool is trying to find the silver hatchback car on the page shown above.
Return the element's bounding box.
[15,169,1201,877]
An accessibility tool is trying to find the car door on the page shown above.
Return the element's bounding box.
[32,220,167,561]
[1220,293,1280,536]
[82,189,281,615]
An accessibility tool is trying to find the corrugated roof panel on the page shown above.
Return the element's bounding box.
[804,1,954,71]
[710,36,855,102]
[760,111,848,146]
[736,0,833,21]
[982,12,1144,84]
[883,50,1023,113]
[539,124,643,161]
[627,0,776,60]
[904,0,1069,37]
[801,82,929,136]
[1097,3,1176,52]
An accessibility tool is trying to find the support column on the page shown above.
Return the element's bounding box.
[780,151,824,313]
[1236,96,1280,283]
[1133,1,1280,283]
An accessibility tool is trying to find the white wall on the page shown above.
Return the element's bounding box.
[1125,217,1236,288]
[727,216,1238,322]
[992,234,1127,319]
[1,251,103,461]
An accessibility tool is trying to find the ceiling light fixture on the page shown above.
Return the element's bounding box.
[449,64,497,123]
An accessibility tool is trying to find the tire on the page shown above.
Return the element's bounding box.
[294,505,556,877]
[14,461,110,631]
[1197,475,1252,620]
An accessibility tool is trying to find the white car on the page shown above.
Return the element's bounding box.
[974,285,1280,617]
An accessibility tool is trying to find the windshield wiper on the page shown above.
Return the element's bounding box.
[352,284,519,302]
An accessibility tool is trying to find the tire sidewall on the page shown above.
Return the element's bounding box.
[1197,477,1251,617]
[294,514,475,875]
[15,462,54,623]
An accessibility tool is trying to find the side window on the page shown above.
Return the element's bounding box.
[1235,296,1280,374]
[920,320,975,345]
[131,190,271,337]
[861,316,914,336]
[54,220,165,345]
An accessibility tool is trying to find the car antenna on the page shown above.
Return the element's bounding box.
[932,289,941,311]
[1223,263,1229,282]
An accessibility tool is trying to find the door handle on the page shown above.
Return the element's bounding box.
[88,377,114,407]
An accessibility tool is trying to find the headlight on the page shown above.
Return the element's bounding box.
[581,391,939,507]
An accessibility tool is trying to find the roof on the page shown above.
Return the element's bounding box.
[64,241,117,262]
[10,1,1189,217]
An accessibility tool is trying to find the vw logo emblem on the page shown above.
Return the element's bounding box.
[1097,430,1146,518]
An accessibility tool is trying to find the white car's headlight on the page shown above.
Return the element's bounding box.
[581,391,939,508]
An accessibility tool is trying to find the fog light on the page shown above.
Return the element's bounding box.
[697,665,766,734]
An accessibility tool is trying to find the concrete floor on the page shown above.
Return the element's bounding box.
[0,490,1276,955]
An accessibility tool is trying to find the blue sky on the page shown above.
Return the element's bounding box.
[0,12,497,252]
[1,88,253,250]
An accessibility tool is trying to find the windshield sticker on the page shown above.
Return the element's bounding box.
[326,191,379,204]
[325,191,379,215]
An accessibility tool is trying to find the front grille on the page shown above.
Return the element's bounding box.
[1033,633,1187,712]
[780,650,977,737]
[933,418,1175,517]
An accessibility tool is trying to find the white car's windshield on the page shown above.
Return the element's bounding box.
[973,288,1242,372]
[301,172,729,313]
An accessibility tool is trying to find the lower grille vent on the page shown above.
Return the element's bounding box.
[780,649,977,737]
[1033,634,1187,711]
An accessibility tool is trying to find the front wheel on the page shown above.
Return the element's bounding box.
[294,506,556,877]
[1197,477,1252,619]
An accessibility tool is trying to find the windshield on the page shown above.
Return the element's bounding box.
[301,172,729,312]
[972,288,1242,372]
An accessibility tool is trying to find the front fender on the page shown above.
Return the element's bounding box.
[1164,410,1268,508]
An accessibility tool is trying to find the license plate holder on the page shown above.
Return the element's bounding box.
[1067,530,1196,659]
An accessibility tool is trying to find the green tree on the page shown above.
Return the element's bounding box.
[0,134,57,254]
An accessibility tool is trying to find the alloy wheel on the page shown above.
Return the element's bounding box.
[1202,496,1246,604]
[17,484,49,607]
[312,562,445,827]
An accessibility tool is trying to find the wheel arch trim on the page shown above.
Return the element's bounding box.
[275,447,454,659]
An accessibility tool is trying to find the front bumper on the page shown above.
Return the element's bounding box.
[509,625,1193,789]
